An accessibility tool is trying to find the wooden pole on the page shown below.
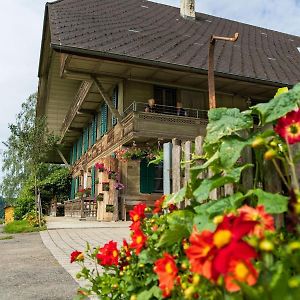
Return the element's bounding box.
[172,139,181,194]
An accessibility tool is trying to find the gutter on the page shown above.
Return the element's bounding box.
[50,43,293,89]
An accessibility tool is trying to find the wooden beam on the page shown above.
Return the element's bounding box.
[91,75,123,125]
[68,127,83,133]
[57,149,71,168]
[60,54,72,78]
[78,109,95,116]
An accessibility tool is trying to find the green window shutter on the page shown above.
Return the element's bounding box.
[73,143,77,163]
[93,114,98,142]
[89,123,93,147]
[97,111,101,140]
[140,159,155,194]
[91,166,96,198]
[69,148,73,165]
[100,103,108,136]
[112,86,119,126]
[84,128,88,152]
[71,178,75,199]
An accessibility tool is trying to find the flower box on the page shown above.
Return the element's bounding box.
[96,193,104,201]
[108,171,117,180]
[102,182,110,191]
[106,205,114,213]
[95,163,105,172]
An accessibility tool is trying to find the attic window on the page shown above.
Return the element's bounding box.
[205,19,212,23]
[141,5,149,8]
[267,57,276,61]
[297,47,300,53]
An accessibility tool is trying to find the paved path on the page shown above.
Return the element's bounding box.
[0,225,78,300]
[40,217,130,288]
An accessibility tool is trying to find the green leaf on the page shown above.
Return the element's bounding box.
[165,187,187,206]
[193,165,252,202]
[137,286,161,300]
[219,136,253,169]
[206,108,253,144]
[248,189,288,214]
[193,213,216,232]
[158,210,194,247]
[239,282,263,300]
[270,262,289,300]
[251,83,300,124]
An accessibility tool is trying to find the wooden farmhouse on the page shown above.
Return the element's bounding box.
[37,0,300,221]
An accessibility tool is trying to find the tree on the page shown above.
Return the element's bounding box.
[1,93,59,224]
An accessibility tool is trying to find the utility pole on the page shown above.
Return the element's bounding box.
[208,33,239,109]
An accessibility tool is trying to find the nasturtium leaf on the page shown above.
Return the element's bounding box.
[206,108,253,144]
[251,83,300,125]
[193,165,253,202]
[270,262,289,300]
[165,187,187,206]
[193,213,216,232]
[248,189,288,214]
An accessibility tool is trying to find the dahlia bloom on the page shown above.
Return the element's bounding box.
[129,203,147,222]
[70,250,84,263]
[154,253,178,298]
[130,229,147,254]
[153,196,166,214]
[275,109,300,144]
[96,241,119,266]
[238,205,275,238]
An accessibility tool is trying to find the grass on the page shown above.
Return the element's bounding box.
[0,235,13,240]
[3,220,46,234]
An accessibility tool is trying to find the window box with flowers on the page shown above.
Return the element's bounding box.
[95,163,105,172]
[76,188,91,198]
[96,193,104,202]
[102,182,110,191]
[105,204,114,213]
[108,171,117,180]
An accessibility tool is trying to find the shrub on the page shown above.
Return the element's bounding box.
[23,211,46,227]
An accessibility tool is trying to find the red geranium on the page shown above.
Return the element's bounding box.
[129,203,147,222]
[154,253,178,298]
[95,162,105,170]
[275,109,300,144]
[130,229,147,254]
[96,241,119,266]
[153,196,166,214]
[238,205,275,238]
[70,250,84,263]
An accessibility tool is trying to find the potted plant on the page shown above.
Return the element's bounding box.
[115,182,125,191]
[85,188,91,197]
[95,162,105,172]
[96,193,104,201]
[105,204,114,213]
[76,188,85,198]
[108,171,117,180]
[102,182,110,191]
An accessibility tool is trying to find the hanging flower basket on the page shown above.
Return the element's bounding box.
[106,204,114,213]
[95,163,105,172]
[115,182,125,191]
[96,193,104,202]
[108,171,117,180]
[102,182,110,191]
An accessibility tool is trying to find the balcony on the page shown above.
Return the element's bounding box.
[72,102,208,172]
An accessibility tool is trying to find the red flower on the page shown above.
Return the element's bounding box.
[122,239,131,257]
[154,253,178,298]
[168,204,178,212]
[96,241,119,266]
[70,250,84,263]
[95,163,105,170]
[130,220,141,232]
[129,203,147,222]
[275,109,300,144]
[185,229,214,280]
[130,229,147,254]
[153,196,166,214]
[238,205,275,238]
[224,259,258,292]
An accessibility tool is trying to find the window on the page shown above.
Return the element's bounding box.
[100,103,108,136]
[140,159,163,194]
[154,86,177,108]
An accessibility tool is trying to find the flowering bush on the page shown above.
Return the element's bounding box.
[72,85,300,299]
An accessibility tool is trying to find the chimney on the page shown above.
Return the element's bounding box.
[180,0,196,20]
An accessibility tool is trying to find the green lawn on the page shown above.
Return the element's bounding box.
[3,220,46,234]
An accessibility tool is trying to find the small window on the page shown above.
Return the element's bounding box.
[140,159,163,194]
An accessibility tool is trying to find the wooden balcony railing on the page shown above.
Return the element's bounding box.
[64,197,97,219]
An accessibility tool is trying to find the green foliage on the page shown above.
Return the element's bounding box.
[3,220,46,234]
[23,211,46,227]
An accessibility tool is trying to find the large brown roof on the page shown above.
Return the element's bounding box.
[47,0,300,86]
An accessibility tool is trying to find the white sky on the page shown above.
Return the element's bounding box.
[0,0,300,180]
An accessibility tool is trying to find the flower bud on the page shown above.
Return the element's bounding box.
[259,240,274,252]
[264,149,277,160]
[289,277,300,288]
[287,241,300,253]
[181,262,188,270]
[192,274,201,285]
[252,137,265,148]
[130,295,137,300]
[213,215,224,225]
[184,286,195,299]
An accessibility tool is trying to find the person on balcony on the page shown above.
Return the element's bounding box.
[145,98,158,113]
[175,102,187,116]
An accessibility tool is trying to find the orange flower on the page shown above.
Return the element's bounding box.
[96,241,119,266]
[238,205,275,238]
[130,229,147,254]
[275,109,300,144]
[70,250,84,263]
[224,259,258,292]
[154,253,178,298]
[153,196,166,214]
[185,229,214,280]
[129,203,147,222]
